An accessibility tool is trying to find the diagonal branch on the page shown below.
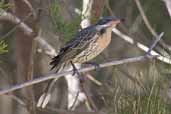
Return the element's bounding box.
[0,9,35,37]
[146,32,164,54]
[134,0,156,37]
[0,54,158,96]
[112,28,171,64]
[35,36,57,57]
[163,0,171,19]
[134,0,171,53]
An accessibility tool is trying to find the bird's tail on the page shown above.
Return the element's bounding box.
[37,62,69,108]
[37,78,59,108]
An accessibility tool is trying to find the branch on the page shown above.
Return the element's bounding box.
[0,54,158,96]
[134,0,171,53]
[7,94,26,106]
[163,0,171,19]
[0,9,35,37]
[81,0,93,28]
[134,0,156,37]
[146,32,164,54]
[112,28,171,64]
[35,36,57,57]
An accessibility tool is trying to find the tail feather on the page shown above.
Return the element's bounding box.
[37,78,60,108]
[50,56,61,71]
[37,55,70,108]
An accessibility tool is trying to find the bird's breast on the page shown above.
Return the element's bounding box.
[96,30,112,50]
[73,30,112,63]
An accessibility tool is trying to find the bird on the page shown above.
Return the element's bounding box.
[37,16,124,108]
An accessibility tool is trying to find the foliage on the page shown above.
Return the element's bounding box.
[104,80,171,114]
[50,0,81,42]
[0,2,9,54]
[0,2,13,9]
[0,40,8,54]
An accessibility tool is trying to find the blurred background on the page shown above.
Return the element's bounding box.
[0,0,171,114]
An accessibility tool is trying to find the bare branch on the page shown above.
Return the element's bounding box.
[112,28,171,64]
[6,94,26,106]
[0,9,35,37]
[146,32,164,55]
[163,0,171,19]
[0,54,158,96]
[85,74,102,86]
[134,0,156,37]
[134,0,171,53]
[69,91,80,110]
[65,0,94,109]
[35,37,57,57]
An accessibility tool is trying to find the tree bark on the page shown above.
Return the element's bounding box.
[14,0,37,113]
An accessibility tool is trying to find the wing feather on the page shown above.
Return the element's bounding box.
[50,26,99,71]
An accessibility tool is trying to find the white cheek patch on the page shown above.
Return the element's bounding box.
[96,24,110,31]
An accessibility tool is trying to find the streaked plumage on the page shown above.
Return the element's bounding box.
[37,16,124,108]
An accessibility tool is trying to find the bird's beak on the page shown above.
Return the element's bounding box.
[111,18,125,25]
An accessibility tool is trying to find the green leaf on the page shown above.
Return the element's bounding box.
[0,40,8,54]
[50,1,81,42]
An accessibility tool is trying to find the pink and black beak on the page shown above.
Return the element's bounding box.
[108,17,125,25]
[97,16,125,26]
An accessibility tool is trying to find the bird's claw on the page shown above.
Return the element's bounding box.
[70,61,81,76]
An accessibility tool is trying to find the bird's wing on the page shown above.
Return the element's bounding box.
[37,27,99,108]
[50,26,99,70]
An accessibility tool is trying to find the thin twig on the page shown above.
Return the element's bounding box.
[85,74,102,86]
[134,0,171,53]
[146,32,164,55]
[0,55,158,95]
[7,94,26,106]
[81,82,98,111]
[163,0,171,19]
[35,36,57,57]
[112,28,171,64]
[105,0,114,16]
[0,9,35,39]
[69,91,80,110]
[134,0,156,37]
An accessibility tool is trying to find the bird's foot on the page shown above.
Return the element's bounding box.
[83,61,100,71]
[70,61,80,76]
[70,61,85,83]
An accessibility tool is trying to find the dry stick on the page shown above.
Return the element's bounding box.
[145,32,164,55]
[71,62,97,110]
[163,0,171,19]
[35,36,57,57]
[112,28,171,64]
[85,74,102,86]
[0,55,158,96]
[69,91,80,110]
[68,0,94,110]
[134,0,171,53]
[134,0,156,37]
[119,32,164,93]
[7,94,26,106]
[81,82,98,111]
[0,9,35,39]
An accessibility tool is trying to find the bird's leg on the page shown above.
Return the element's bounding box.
[70,61,80,76]
[70,62,97,110]
[83,61,100,71]
[70,61,85,83]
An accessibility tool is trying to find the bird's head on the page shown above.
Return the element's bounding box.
[95,16,124,30]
